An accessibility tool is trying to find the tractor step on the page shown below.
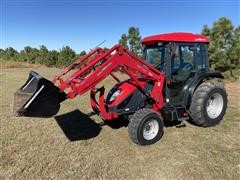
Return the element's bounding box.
[175,121,186,128]
[175,106,189,121]
[162,105,189,122]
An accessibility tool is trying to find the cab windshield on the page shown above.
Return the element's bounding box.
[144,45,166,70]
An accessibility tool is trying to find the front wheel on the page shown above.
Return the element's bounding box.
[189,80,228,127]
[128,108,164,145]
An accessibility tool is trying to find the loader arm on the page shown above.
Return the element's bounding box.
[53,45,165,111]
[14,45,165,118]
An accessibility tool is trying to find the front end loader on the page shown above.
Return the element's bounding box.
[14,32,228,145]
[14,71,67,117]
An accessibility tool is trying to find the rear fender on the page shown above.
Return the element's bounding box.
[184,71,224,107]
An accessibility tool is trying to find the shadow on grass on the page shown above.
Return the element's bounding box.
[164,121,183,127]
[55,109,185,142]
[103,117,129,129]
[55,109,102,141]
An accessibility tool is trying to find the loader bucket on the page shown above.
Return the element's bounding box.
[13,71,67,117]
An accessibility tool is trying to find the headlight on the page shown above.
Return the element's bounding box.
[109,89,121,102]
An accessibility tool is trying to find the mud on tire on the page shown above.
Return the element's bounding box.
[189,80,228,127]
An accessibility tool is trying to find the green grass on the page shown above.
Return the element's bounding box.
[0,66,239,179]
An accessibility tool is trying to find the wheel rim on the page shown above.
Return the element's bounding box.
[143,119,159,140]
[206,93,224,119]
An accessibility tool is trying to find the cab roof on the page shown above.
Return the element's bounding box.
[141,32,209,45]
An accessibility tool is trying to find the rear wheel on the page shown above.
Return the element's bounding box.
[189,80,228,127]
[128,108,164,145]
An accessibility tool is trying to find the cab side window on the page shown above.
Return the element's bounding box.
[181,45,194,69]
[197,44,208,71]
[170,44,195,83]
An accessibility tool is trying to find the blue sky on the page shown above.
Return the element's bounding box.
[1,0,239,52]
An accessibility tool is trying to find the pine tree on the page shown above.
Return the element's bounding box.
[202,17,239,77]
[118,27,142,56]
[118,33,128,49]
[57,46,76,67]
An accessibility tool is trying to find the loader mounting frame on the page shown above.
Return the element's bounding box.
[52,45,165,119]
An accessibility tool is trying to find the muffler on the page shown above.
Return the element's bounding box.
[13,71,67,117]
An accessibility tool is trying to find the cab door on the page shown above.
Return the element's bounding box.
[166,43,197,105]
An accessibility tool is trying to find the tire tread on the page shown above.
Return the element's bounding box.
[128,108,162,145]
[190,80,227,127]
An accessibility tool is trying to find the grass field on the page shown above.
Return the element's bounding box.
[1,65,239,179]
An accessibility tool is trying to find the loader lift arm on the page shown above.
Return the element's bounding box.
[52,45,165,119]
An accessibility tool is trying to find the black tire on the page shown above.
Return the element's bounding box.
[128,108,164,145]
[189,80,228,127]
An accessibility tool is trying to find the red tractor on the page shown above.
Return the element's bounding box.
[14,32,228,145]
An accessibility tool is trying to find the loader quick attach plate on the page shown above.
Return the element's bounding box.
[13,71,67,117]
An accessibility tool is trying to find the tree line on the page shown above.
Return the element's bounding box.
[0,45,87,68]
[1,17,239,76]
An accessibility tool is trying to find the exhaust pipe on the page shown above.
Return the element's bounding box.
[13,71,67,117]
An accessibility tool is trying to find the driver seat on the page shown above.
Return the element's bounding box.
[172,62,193,83]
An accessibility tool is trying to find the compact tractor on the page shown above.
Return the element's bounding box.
[14,32,228,145]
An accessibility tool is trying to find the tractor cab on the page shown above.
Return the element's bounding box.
[142,33,210,106]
